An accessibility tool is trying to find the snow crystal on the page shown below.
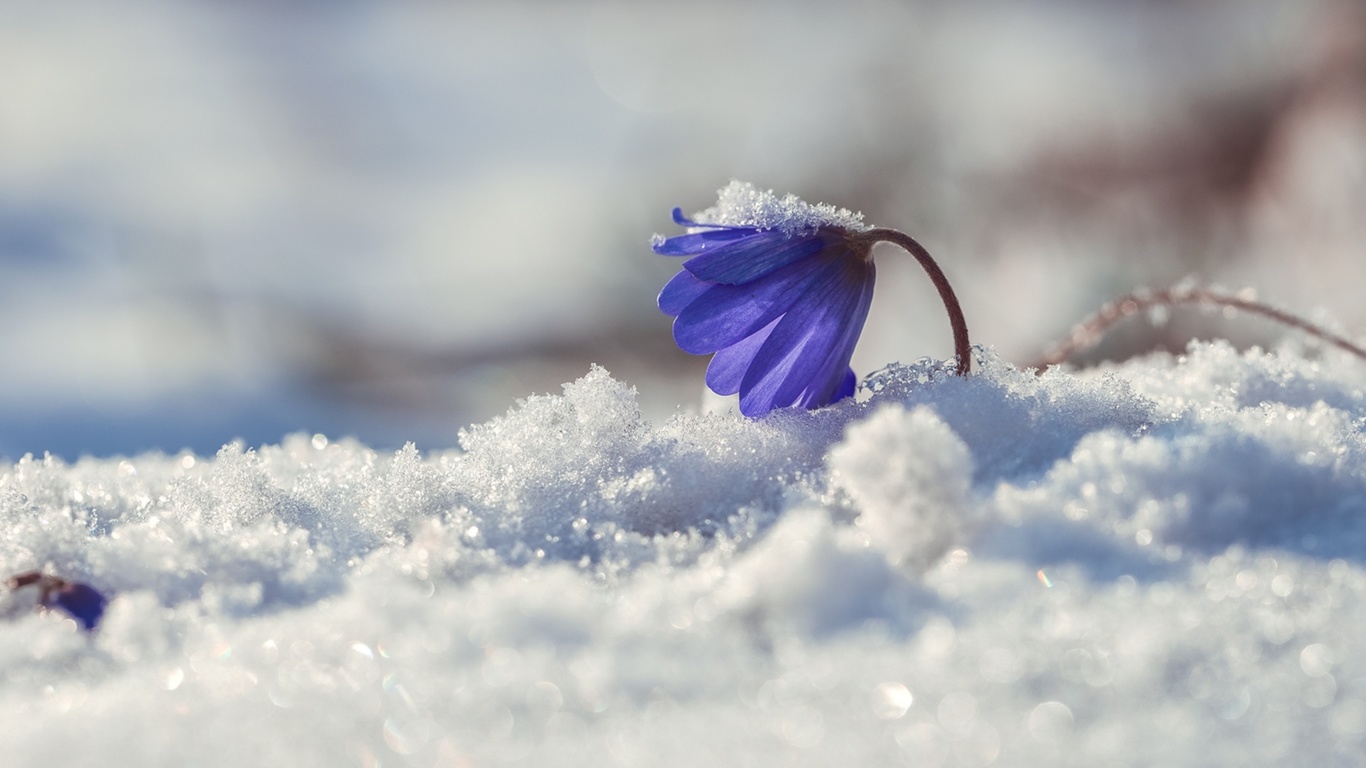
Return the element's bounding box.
[691,180,871,236]
[3,343,1366,765]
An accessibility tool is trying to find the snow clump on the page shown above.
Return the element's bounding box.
[829,404,974,572]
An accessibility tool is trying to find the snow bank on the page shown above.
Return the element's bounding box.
[3,342,1366,766]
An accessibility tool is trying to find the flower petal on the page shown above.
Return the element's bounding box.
[683,230,835,285]
[834,367,858,401]
[672,253,845,355]
[738,263,874,415]
[790,274,874,409]
[657,269,713,316]
[806,299,873,408]
[652,227,758,256]
[705,317,780,396]
[792,366,858,410]
[671,207,751,230]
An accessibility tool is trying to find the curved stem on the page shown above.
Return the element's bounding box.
[1034,285,1366,368]
[861,228,972,375]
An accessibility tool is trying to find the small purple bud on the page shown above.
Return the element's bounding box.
[52,582,108,631]
[5,571,109,631]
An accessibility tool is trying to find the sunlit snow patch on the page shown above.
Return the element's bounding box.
[1,343,1365,765]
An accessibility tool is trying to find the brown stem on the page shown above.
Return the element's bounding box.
[859,228,972,375]
[1034,286,1366,369]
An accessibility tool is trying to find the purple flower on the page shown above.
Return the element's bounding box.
[654,184,877,416]
[7,571,109,631]
[653,182,971,416]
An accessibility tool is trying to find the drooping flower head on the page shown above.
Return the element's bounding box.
[653,181,971,417]
[653,182,875,416]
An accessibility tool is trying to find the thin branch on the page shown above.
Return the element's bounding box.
[1033,285,1366,369]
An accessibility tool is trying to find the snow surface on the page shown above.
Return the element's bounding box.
[690,181,871,237]
[4,342,1366,766]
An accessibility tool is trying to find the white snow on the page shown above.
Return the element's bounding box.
[3,341,1366,765]
[691,181,871,237]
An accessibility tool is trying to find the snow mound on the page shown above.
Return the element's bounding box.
[830,404,973,572]
[2,342,1366,765]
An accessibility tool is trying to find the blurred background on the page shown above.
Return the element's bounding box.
[0,0,1363,459]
